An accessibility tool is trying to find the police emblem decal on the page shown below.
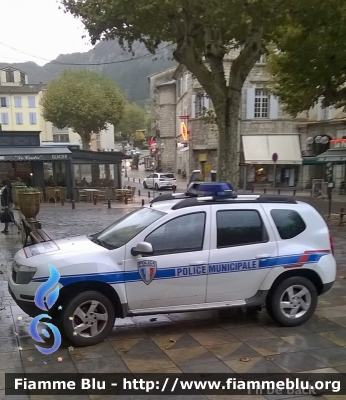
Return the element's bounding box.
[138,260,157,285]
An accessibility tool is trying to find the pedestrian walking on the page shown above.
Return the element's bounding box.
[1,179,21,234]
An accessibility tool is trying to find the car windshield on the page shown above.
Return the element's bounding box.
[93,208,165,249]
[161,174,175,179]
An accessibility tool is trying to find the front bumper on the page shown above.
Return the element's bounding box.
[8,284,42,317]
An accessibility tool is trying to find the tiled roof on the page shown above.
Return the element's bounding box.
[0,83,46,94]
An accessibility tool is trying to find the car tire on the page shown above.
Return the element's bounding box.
[60,291,116,346]
[155,183,159,190]
[266,276,317,327]
[143,182,147,189]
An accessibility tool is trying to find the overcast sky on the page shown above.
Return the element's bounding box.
[0,0,94,66]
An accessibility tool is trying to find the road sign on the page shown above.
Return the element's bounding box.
[272,153,278,163]
[272,153,278,193]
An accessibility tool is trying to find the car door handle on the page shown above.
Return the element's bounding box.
[189,261,207,266]
[256,254,271,259]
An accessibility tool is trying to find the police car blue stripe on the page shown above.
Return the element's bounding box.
[31,251,329,286]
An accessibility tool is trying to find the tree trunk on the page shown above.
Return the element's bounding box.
[214,88,241,188]
[80,132,91,150]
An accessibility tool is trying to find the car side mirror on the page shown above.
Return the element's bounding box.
[131,242,153,256]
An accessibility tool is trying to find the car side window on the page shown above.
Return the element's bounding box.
[147,174,152,178]
[217,210,269,248]
[270,209,306,239]
[145,212,206,256]
[153,174,158,178]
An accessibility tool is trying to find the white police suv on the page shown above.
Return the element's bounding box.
[9,184,336,347]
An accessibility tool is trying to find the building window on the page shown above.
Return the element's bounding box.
[1,113,9,125]
[14,97,22,108]
[254,89,269,118]
[20,72,26,85]
[28,96,36,108]
[29,112,37,124]
[53,134,69,143]
[15,113,23,125]
[5,69,14,83]
[0,97,8,108]
[177,76,183,98]
[195,94,209,118]
[52,126,68,133]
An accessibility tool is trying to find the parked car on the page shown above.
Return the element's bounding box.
[9,184,336,346]
[143,173,177,190]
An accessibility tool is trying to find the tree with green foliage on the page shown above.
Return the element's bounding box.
[115,103,149,143]
[62,0,308,185]
[267,1,346,115]
[41,69,126,150]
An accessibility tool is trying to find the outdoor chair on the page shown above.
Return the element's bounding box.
[59,187,67,201]
[46,187,56,203]
[97,188,106,201]
[127,187,136,201]
[75,187,87,202]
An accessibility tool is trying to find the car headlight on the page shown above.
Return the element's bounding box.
[12,262,37,284]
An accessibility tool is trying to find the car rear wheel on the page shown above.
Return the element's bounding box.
[155,183,159,190]
[266,276,317,327]
[143,181,147,189]
[60,291,115,346]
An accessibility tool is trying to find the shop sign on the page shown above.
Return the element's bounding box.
[0,154,70,161]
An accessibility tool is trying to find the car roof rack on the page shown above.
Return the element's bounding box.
[170,194,297,210]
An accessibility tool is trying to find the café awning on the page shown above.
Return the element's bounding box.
[242,134,302,165]
[0,147,72,161]
[315,149,346,163]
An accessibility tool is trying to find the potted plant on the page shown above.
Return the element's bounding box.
[18,187,41,222]
[11,182,26,210]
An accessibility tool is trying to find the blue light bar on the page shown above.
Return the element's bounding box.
[187,182,236,198]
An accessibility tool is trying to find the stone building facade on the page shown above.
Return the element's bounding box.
[149,57,346,190]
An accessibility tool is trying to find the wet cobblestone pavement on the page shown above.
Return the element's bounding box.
[0,201,345,399]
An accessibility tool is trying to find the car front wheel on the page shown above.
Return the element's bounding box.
[60,291,116,346]
[266,276,317,327]
[143,181,147,189]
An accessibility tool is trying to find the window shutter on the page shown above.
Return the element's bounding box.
[204,95,210,111]
[246,88,255,119]
[269,95,279,119]
[6,97,9,107]
[191,95,196,118]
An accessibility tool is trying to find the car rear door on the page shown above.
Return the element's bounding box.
[206,203,278,302]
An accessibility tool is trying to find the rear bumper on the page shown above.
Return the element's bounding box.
[321,281,334,295]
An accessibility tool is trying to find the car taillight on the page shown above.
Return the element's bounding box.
[330,234,334,255]
[159,179,165,181]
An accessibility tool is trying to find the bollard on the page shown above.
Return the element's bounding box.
[310,189,313,197]
[133,178,135,182]
[264,188,267,194]
[278,189,281,195]
[293,189,296,196]
[138,190,141,197]
[93,196,97,205]
[173,186,176,194]
[108,200,111,209]
[251,187,254,193]
[148,191,151,198]
[141,199,144,206]
[124,196,128,205]
[128,177,130,182]
[72,200,75,209]
[139,179,141,184]
[159,193,162,196]
[61,197,65,206]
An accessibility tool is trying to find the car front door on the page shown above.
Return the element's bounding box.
[207,204,278,303]
[124,207,211,311]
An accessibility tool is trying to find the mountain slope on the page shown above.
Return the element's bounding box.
[0,40,177,102]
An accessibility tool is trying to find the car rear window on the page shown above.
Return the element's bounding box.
[270,209,306,239]
[161,174,175,178]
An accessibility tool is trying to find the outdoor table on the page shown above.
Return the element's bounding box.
[82,189,100,202]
